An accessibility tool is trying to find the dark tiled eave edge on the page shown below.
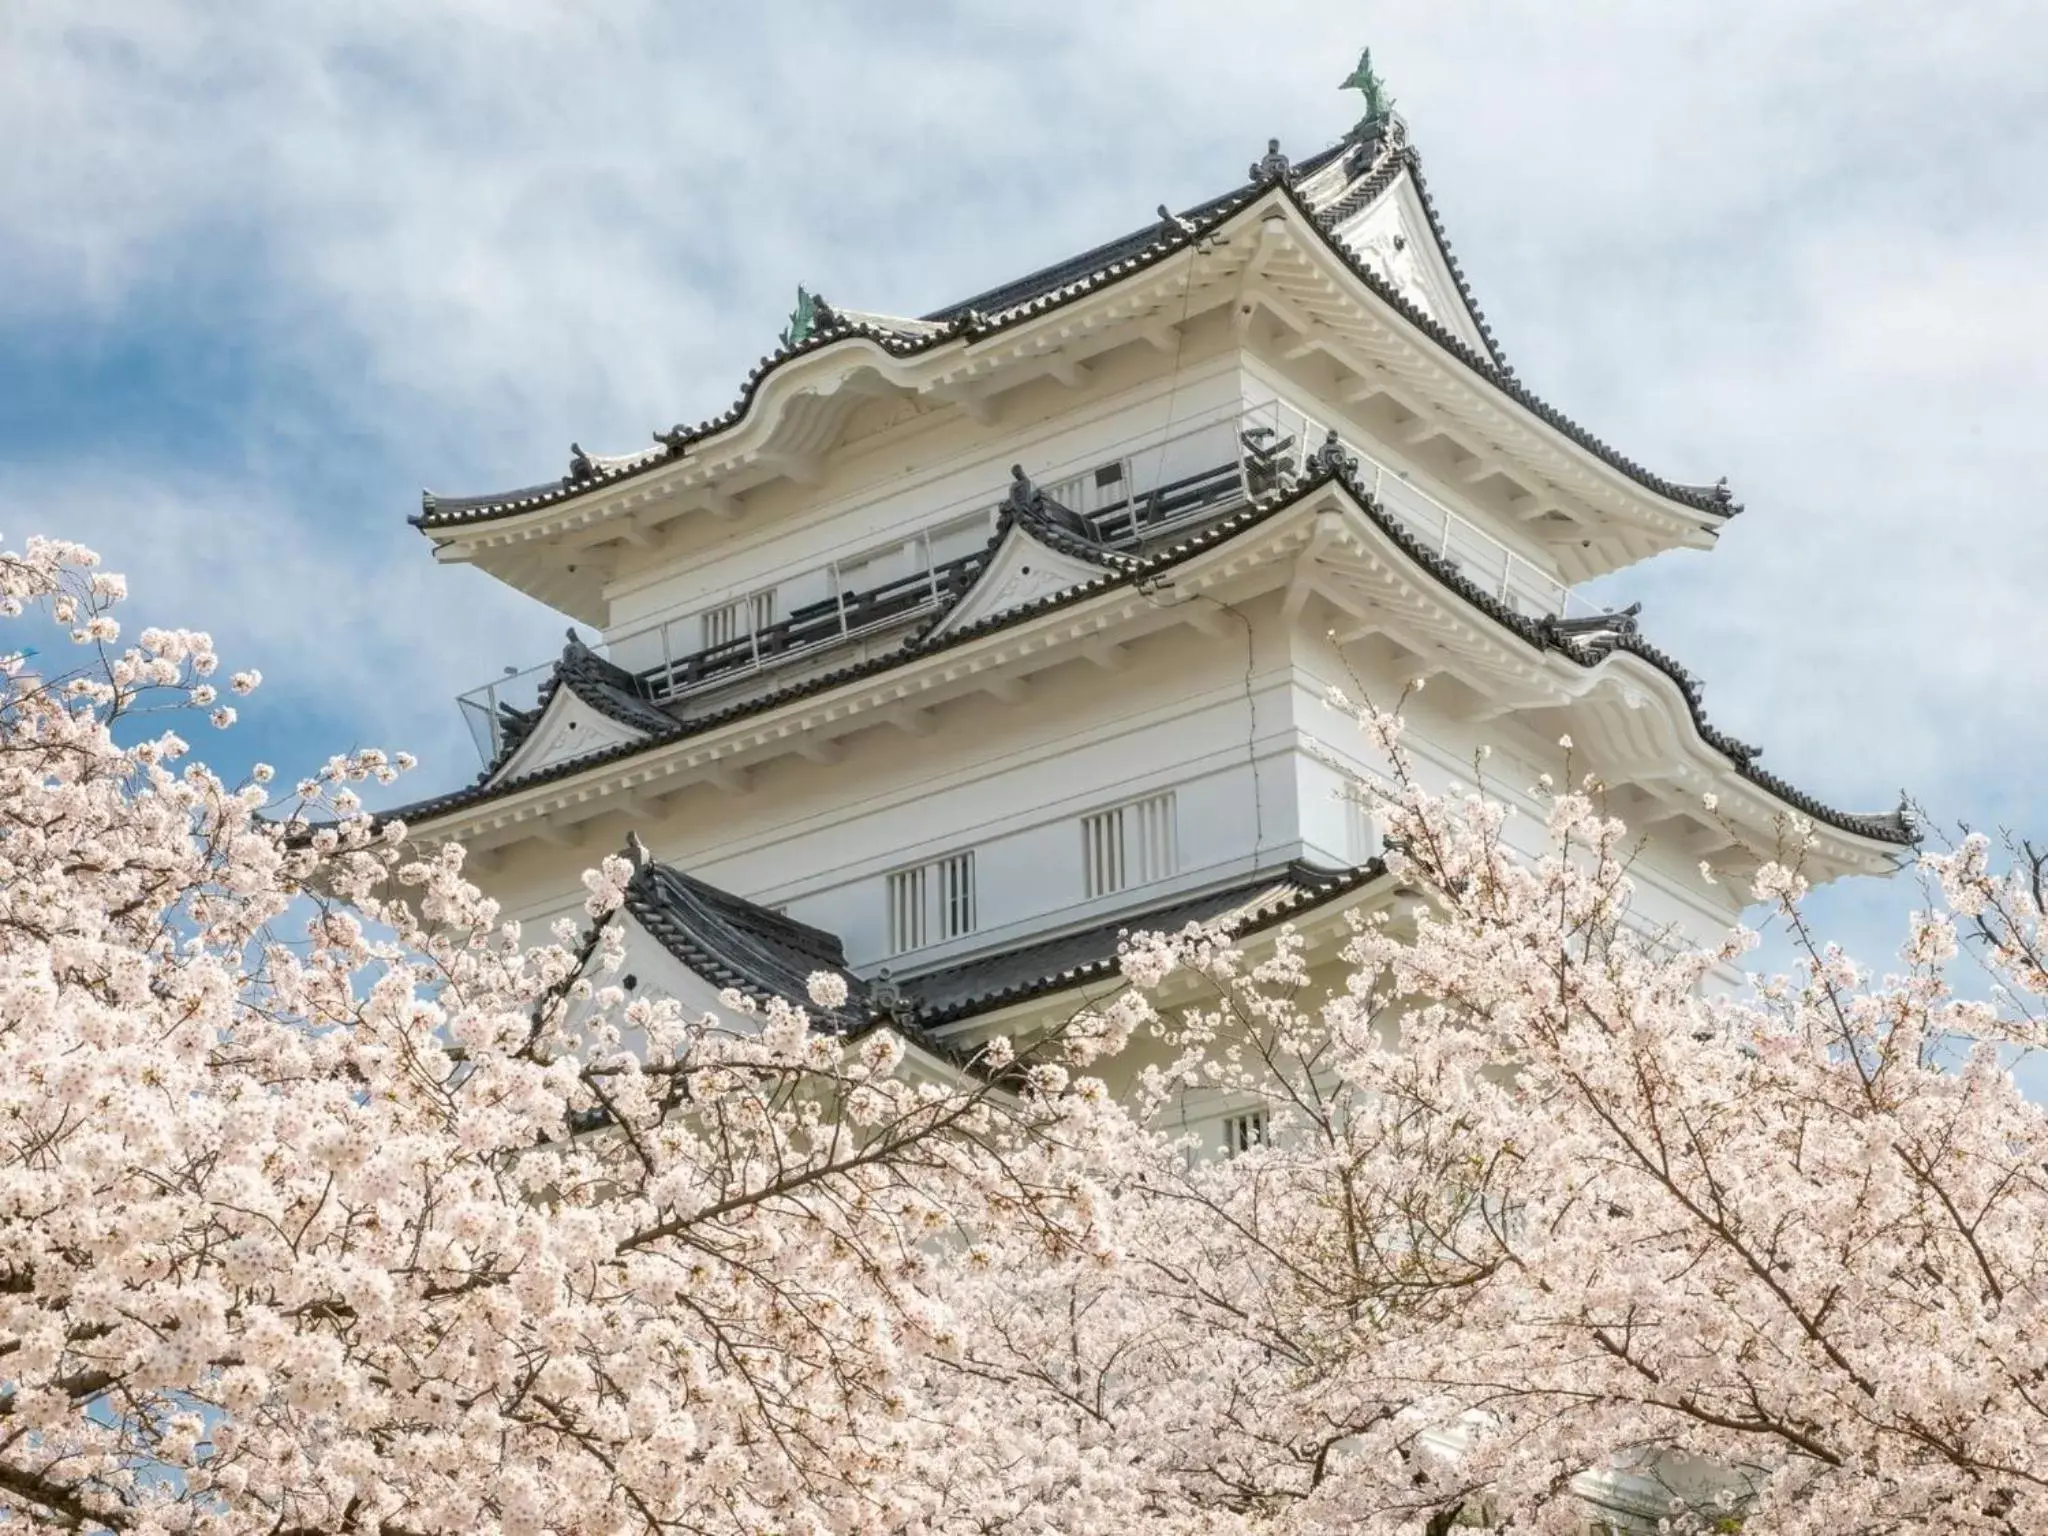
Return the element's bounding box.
[623,862,869,1032]
[382,471,1908,849]
[474,501,1134,786]
[414,132,1733,530]
[915,139,1356,323]
[1281,173,1734,516]
[911,499,1137,643]
[1311,466,1912,847]
[902,859,1391,1028]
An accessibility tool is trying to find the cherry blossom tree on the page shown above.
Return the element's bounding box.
[968,700,2048,1534]
[9,529,2045,1536]
[0,534,1138,1534]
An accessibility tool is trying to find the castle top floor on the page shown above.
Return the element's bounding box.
[412,108,1739,646]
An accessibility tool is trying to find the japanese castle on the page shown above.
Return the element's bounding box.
[395,57,1911,1120]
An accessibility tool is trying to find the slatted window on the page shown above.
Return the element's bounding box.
[887,865,927,955]
[702,589,776,651]
[1081,791,1177,899]
[939,852,976,942]
[1223,1111,1267,1157]
[886,851,977,956]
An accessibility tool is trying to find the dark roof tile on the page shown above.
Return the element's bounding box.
[478,632,675,782]
[899,860,1387,1026]
[625,858,867,1030]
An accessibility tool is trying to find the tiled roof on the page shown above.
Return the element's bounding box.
[917,141,1355,323]
[1307,466,1910,845]
[384,470,1906,848]
[617,853,1384,1045]
[907,472,1141,643]
[1285,168,1735,516]
[411,128,1735,529]
[387,473,1916,847]
[624,857,868,1031]
[897,860,1388,1027]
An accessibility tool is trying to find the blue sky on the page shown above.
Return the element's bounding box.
[6,2,2044,1012]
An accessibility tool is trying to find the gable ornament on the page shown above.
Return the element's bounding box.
[1340,47,1395,136]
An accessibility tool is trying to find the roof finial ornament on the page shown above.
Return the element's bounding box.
[1001,463,1098,544]
[869,967,902,1014]
[567,442,595,483]
[1309,428,1359,479]
[1539,601,1643,647]
[779,285,831,350]
[625,830,654,871]
[1249,137,1291,183]
[1004,464,1038,517]
[1156,203,1200,242]
[1340,47,1396,137]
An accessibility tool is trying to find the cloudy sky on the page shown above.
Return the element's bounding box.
[6,2,2043,989]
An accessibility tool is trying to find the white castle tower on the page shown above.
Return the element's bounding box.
[392,54,1910,1143]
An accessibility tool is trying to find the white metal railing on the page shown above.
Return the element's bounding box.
[456,397,1604,764]
[456,403,1267,764]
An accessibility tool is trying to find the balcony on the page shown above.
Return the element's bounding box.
[457,400,1602,765]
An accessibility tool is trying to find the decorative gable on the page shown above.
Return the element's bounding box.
[1328,171,1489,355]
[924,522,1114,642]
[491,688,655,784]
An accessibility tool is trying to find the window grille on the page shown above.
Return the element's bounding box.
[1223,1111,1267,1156]
[1081,791,1177,899]
[940,851,976,942]
[887,865,927,955]
[886,851,977,956]
[702,589,776,651]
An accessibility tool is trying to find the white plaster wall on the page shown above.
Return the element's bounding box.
[481,606,1305,968]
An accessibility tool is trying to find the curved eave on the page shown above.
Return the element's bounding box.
[385,473,1902,872]
[1260,189,1735,551]
[1300,481,1911,867]
[414,140,1734,554]
[911,860,1391,1033]
[622,863,868,1031]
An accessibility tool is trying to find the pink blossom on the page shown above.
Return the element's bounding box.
[4,532,2046,1535]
